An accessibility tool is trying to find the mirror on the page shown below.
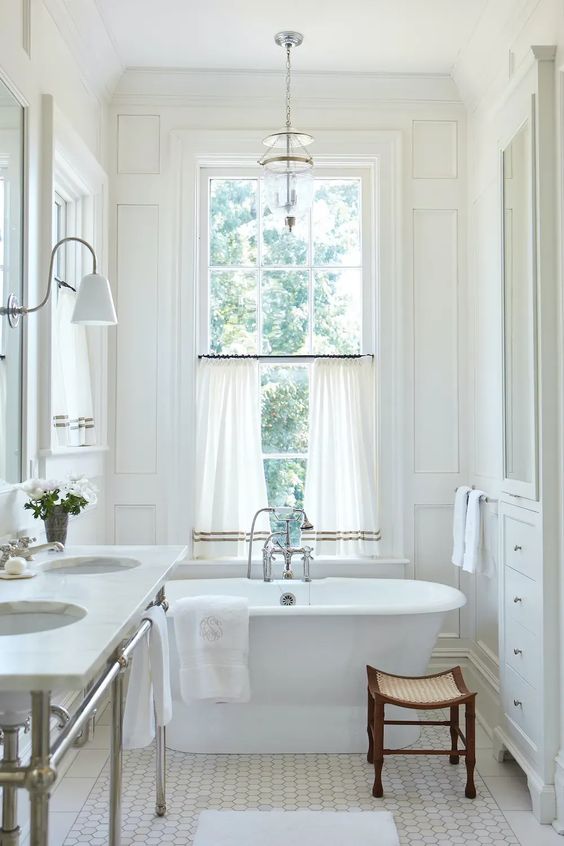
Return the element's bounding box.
[0,79,24,487]
[502,118,537,497]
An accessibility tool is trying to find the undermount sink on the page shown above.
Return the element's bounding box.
[0,601,87,635]
[43,556,141,575]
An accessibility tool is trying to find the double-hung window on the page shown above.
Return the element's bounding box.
[199,166,373,512]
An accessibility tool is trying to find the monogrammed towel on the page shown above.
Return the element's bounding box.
[173,596,250,703]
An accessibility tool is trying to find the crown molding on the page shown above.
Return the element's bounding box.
[112,67,463,108]
[42,0,123,103]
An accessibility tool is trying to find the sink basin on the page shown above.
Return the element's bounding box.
[43,556,141,575]
[0,601,87,635]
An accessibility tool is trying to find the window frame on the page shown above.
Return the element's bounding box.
[198,164,376,512]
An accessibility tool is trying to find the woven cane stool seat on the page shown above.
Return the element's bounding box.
[374,669,464,705]
[366,665,477,800]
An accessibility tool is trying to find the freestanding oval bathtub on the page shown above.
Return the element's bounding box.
[165,577,466,754]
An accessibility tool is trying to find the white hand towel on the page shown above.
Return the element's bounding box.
[463,489,486,574]
[123,605,172,749]
[452,486,471,567]
[173,596,250,703]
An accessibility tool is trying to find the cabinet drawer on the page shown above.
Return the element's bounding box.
[502,664,539,746]
[502,512,540,579]
[504,567,540,634]
[505,617,539,687]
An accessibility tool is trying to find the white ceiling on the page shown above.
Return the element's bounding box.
[95,0,489,75]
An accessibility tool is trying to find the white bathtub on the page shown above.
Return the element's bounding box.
[166,577,466,754]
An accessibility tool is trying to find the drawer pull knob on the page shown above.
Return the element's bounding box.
[513,596,523,603]
[513,545,523,552]
[513,648,522,655]
[513,699,523,708]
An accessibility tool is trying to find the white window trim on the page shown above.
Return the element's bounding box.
[171,129,404,558]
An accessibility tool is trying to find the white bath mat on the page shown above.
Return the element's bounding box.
[193,810,400,846]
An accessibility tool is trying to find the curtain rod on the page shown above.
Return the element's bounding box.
[198,354,374,360]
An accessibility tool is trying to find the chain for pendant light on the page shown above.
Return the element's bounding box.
[285,44,292,129]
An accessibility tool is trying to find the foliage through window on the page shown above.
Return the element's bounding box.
[204,173,365,511]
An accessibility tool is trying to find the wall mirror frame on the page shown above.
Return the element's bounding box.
[0,71,26,491]
[500,95,539,501]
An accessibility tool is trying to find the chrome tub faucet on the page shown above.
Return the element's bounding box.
[247,507,314,582]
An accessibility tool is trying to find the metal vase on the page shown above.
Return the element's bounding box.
[43,506,69,545]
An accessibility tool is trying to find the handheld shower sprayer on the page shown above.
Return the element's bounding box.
[246,506,314,579]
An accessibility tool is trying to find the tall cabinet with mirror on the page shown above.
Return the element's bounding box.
[0,77,24,489]
[494,47,560,826]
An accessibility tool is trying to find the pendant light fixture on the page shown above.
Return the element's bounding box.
[259,31,314,233]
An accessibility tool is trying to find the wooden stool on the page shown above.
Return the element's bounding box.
[366,665,477,799]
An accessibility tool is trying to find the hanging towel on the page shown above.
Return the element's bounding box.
[452,486,471,567]
[462,489,487,574]
[123,605,172,749]
[173,596,250,703]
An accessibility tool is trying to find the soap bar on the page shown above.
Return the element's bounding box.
[5,557,27,575]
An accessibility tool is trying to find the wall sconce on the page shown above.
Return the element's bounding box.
[1,236,117,328]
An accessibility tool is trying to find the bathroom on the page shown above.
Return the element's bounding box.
[0,1,562,844]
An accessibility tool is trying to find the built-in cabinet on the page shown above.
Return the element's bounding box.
[494,46,560,826]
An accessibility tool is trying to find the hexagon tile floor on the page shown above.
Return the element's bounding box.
[57,719,530,846]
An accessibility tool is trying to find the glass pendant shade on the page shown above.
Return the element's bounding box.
[258,32,314,232]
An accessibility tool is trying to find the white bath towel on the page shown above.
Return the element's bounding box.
[173,596,250,703]
[463,489,486,574]
[452,485,471,567]
[123,605,172,749]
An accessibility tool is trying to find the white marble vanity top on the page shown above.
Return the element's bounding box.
[0,545,186,691]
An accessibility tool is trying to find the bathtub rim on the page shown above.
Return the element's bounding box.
[166,576,467,617]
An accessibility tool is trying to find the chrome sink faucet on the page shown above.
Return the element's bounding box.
[247,507,314,582]
[0,536,64,567]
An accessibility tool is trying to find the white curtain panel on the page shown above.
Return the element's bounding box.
[304,357,380,557]
[52,289,96,447]
[193,358,269,559]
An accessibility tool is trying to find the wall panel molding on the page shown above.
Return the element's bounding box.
[114,504,156,544]
[412,120,458,178]
[414,504,460,637]
[115,204,159,475]
[117,114,161,174]
[413,208,459,473]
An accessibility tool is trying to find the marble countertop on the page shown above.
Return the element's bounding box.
[0,545,186,691]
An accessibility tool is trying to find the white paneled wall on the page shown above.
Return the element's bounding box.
[107,70,471,647]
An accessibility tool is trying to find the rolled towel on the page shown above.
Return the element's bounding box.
[463,489,487,574]
[452,486,471,567]
[173,596,250,703]
[123,604,171,749]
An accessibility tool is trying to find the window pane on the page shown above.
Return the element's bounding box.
[261,270,309,354]
[264,458,306,510]
[210,178,257,266]
[313,179,361,266]
[261,365,309,453]
[313,269,362,354]
[210,270,257,354]
[261,200,308,267]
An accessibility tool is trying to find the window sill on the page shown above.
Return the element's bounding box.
[39,445,109,457]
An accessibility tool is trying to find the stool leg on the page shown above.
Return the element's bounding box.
[372,699,385,798]
[465,698,476,798]
[367,689,374,764]
[449,705,460,764]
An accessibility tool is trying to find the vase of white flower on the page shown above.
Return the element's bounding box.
[44,504,70,545]
[21,476,98,546]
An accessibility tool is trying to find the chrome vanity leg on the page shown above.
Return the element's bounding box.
[1,726,21,845]
[155,723,166,817]
[109,670,124,846]
[29,691,55,846]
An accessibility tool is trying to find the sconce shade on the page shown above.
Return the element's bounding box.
[71,273,117,326]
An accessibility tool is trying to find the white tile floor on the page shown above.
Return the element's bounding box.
[17,705,564,845]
